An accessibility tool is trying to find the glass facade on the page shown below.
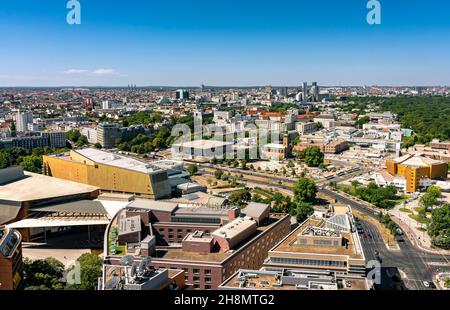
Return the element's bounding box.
[271,257,346,267]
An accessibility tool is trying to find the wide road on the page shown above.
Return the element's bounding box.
[201,166,450,289]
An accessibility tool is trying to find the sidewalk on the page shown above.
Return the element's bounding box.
[389,212,450,255]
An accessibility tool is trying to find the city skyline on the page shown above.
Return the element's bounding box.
[1,0,450,87]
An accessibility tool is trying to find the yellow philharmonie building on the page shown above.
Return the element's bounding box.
[386,154,448,193]
[43,148,171,199]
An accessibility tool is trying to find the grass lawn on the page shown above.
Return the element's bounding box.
[409,214,430,225]
[252,187,274,199]
[399,208,412,213]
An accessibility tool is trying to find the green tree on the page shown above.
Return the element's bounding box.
[295,201,314,223]
[298,146,324,167]
[293,177,318,203]
[187,164,198,176]
[0,152,10,169]
[24,257,65,290]
[420,186,442,209]
[271,192,294,213]
[428,204,450,249]
[94,142,102,149]
[21,155,42,173]
[65,129,81,143]
[66,253,102,290]
[214,169,224,180]
[251,193,264,203]
[240,160,248,170]
[356,116,370,128]
[9,120,16,132]
[351,180,361,189]
[444,277,450,288]
[228,189,252,206]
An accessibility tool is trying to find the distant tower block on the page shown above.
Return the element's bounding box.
[302,82,308,104]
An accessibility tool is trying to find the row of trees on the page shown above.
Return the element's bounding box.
[24,253,102,290]
[428,204,450,249]
[216,174,318,223]
[339,181,398,209]
[116,114,195,153]
[379,213,400,236]
[0,147,68,173]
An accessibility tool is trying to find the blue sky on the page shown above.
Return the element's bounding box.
[1,0,450,86]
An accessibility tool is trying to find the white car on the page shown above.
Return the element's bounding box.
[423,281,430,288]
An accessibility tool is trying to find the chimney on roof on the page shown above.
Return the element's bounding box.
[227,207,240,222]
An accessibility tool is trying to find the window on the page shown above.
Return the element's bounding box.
[193,268,200,274]
[193,276,200,282]
[205,269,211,275]
[205,285,211,290]
[205,277,211,283]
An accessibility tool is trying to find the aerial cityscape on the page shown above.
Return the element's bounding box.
[1,0,450,301]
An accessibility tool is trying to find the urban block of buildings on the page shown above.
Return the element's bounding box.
[102,200,291,290]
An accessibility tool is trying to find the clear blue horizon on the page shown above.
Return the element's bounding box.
[1,0,450,87]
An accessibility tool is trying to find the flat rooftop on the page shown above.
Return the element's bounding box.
[270,217,363,259]
[164,192,226,207]
[73,148,164,174]
[220,269,368,290]
[127,198,179,213]
[211,217,256,240]
[173,139,233,149]
[154,216,282,263]
[0,172,98,202]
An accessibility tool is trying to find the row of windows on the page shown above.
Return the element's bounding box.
[171,216,221,224]
[271,257,347,267]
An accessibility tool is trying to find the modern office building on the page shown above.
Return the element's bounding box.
[262,206,367,277]
[101,100,122,110]
[176,89,189,100]
[0,226,23,290]
[102,200,291,290]
[15,111,33,133]
[43,148,172,199]
[0,132,67,150]
[311,82,320,102]
[278,87,288,97]
[385,154,448,192]
[302,82,308,104]
[80,127,98,144]
[97,123,120,149]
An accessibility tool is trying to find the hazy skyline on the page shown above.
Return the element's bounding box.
[1,0,450,87]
